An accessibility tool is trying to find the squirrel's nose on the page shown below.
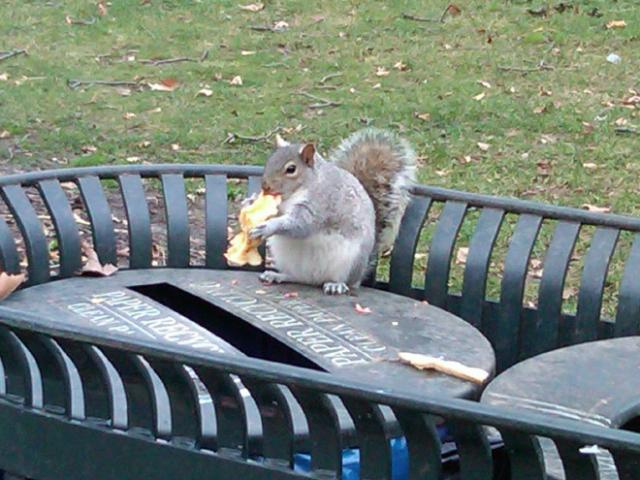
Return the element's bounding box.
[261,181,273,194]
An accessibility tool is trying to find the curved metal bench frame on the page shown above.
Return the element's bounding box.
[0,164,637,479]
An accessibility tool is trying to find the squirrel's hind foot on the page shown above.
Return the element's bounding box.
[323,282,350,295]
[260,271,290,284]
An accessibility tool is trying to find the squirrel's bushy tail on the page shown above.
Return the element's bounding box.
[330,128,416,253]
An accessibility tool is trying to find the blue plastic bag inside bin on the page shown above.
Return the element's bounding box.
[293,425,450,480]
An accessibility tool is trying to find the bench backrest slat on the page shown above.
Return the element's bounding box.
[1,184,50,285]
[460,207,505,329]
[77,175,117,265]
[204,174,229,269]
[0,214,20,275]
[571,226,619,345]
[424,200,467,309]
[119,174,152,269]
[615,233,640,337]
[523,220,580,359]
[37,179,83,278]
[493,214,543,371]
[388,195,431,296]
[161,174,190,268]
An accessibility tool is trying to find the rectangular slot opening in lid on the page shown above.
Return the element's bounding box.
[128,283,327,372]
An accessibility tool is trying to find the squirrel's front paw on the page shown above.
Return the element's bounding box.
[250,218,279,239]
[249,223,270,240]
[241,193,258,209]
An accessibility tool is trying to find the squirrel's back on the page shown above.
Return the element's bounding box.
[330,128,416,253]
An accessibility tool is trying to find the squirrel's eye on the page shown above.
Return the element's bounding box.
[285,164,297,175]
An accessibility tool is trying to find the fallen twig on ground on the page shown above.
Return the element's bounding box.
[498,61,555,73]
[296,91,342,109]
[140,56,198,66]
[615,127,638,135]
[318,72,343,84]
[401,13,440,23]
[249,25,276,32]
[67,79,140,90]
[223,126,282,144]
[0,49,27,63]
[66,16,96,26]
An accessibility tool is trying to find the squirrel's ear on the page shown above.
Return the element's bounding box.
[299,143,315,167]
[275,134,290,148]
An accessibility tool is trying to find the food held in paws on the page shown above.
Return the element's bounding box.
[225,191,281,266]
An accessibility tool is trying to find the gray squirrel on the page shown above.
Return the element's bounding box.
[249,128,416,295]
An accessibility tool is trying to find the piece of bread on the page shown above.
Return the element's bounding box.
[225,191,281,266]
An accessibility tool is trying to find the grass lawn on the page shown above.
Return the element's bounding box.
[0,0,639,312]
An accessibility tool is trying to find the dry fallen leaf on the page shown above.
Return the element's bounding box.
[283,291,299,299]
[255,289,267,295]
[0,272,26,302]
[582,204,611,214]
[73,212,91,226]
[606,20,627,29]
[530,258,544,279]
[241,50,256,56]
[81,245,118,277]
[97,1,108,16]
[0,130,10,139]
[446,4,462,16]
[239,2,264,12]
[197,88,213,97]
[115,87,132,96]
[231,279,239,285]
[123,112,136,120]
[125,156,141,163]
[148,78,180,92]
[0,73,8,81]
[582,122,594,134]
[533,105,548,114]
[615,117,628,126]
[171,143,180,151]
[375,66,390,77]
[477,80,491,89]
[229,75,243,86]
[456,247,469,265]
[583,162,598,170]
[273,20,289,31]
[415,112,431,121]
[472,92,486,101]
[622,95,640,106]
[393,61,409,71]
[538,86,553,97]
[355,303,372,314]
[81,145,97,153]
[477,142,490,151]
[398,352,489,384]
